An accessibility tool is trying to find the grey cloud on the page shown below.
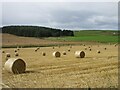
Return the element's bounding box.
[2,2,118,30]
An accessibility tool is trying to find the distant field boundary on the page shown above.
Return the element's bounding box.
[1,44,78,48]
[1,42,117,48]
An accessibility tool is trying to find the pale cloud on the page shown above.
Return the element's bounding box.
[2,0,119,2]
[2,2,118,30]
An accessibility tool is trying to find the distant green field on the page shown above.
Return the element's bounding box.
[47,30,119,43]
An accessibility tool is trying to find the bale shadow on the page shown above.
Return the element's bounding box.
[24,70,38,74]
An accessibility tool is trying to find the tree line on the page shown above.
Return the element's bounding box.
[2,26,74,37]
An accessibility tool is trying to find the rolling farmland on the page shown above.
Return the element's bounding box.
[1,30,119,88]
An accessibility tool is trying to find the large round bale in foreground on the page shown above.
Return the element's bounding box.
[4,58,26,74]
[75,51,85,58]
[53,51,61,57]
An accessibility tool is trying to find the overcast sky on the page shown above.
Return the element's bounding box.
[1,2,118,30]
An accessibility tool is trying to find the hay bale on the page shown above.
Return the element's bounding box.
[15,52,19,56]
[14,49,17,52]
[114,44,117,47]
[62,51,66,55]
[35,49,37,52]
[2,50,5,53]
[58,45,60,48]
[6,53,10,57]
[104,48,107,50]
[83,44,85,46]
[5,53,10,61]
[35,47,40,52]
[70,45,72,48]
[52,47,55,49]
[53,51,61,57]
[42,52,46,56]
[89,48,92,51]
[109,43,111,45]
[97,50,100,53]
[68,49,70,52]
[85,47,87,50]
[75,51,85,58]
[17,46,20,50]
[4,58,26,74]
[17,48,20,51]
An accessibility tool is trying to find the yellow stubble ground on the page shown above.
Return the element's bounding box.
[1,44,118,88]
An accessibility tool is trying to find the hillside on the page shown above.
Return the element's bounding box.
[2,33,86,47]
[46,30,119,43]
[74,30,119,36]
[2,26,74,37]
[2,30,119,47]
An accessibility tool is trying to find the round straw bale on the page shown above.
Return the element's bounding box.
[2,50,5,53]
[53,51,61,57]
[52,47,55,49]
[75,51,85,58]
[68,49,70,52]
[17,46,20,50]
[70,45,72,48]
[89,48,92,51]
[15,52,19,56]
[104,48,107,50]
[84,47,87,50]
[14,49,17,52]
[35,47,40,52]
[62,51,66,55]
[42,52,46,56]
[97,50,100,53]
[114,44,117,47]
[35,49,37,52]
[6,53,10,57]
[4,58,26,74]
[17,48,20,51]
[83,44,85,46]
[58,45,60,48]
[88,46,91,48]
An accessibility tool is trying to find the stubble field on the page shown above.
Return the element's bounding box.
[2,44,118,88]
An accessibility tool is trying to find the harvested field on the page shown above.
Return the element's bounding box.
[2,44,118,88]
[2,34,103,47]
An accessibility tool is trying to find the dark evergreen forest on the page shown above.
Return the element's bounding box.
[2,26,74,37]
